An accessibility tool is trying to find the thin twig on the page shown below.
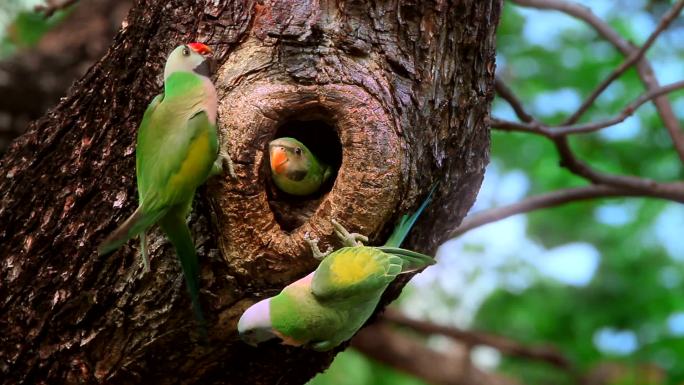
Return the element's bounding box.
[449,185,650,238]
[382,309,574,371]
[510,0,684,164]
[552,137,684,201]
[556,80,684,135]
[495,78,535,123]
[564,0,684,125]
[489,117,684,201]
[352,323,521,385]
[490,80,684,137]
[35,0,79,17]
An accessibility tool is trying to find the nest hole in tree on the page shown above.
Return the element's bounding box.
[264,113,343,232]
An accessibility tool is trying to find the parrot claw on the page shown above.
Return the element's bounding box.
[304,232,332,260]
[223,152,237,179]
[211,150,237,179]
[331,219,368,247]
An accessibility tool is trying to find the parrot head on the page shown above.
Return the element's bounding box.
[268,137,313,182]
[238,298,278,347]
[164,42,214,80]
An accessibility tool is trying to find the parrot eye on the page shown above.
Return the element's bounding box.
[294,148,302,156]
[182,47,190,56]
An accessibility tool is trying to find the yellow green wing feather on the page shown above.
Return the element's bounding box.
[311,247,402,301]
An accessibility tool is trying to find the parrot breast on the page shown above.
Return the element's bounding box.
[167,130,214,190]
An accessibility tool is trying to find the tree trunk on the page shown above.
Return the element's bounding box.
[0,1,499,384]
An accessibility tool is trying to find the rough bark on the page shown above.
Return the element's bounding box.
[0,1,499,384]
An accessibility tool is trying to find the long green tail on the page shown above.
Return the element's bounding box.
[384,185,437,248]
[158,211,207,335]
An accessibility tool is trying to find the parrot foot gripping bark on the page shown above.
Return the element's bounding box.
[211,148,237,179]
[304,232,334,260]
[304,220,369,260]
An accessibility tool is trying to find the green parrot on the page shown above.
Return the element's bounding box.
[237,189,435,351]
[268,137,332,196]
[98,42,231,325]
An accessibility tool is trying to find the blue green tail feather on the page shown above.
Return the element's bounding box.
[384,185,437,248]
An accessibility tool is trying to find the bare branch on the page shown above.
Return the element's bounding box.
[490,80,684,137]
[510,0,684,164]
[445,181,684,237]
[489,116,684,202]
[352,323,521,385]
[551,138,684,201]
[510,0,627,48]
[448,185,634,238]
[555,80,684,135]
[488,117,548,135]
[382,310,574,371]
[564,0,684,125]
[495,78,535,123]
[35,0,78,17]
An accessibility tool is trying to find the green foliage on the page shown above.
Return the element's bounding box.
[10,10,67,47]
[0,1,72,59]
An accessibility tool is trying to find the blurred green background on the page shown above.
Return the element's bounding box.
[1,1,682,384]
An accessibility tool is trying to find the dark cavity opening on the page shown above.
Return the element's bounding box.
[265,116,343,232]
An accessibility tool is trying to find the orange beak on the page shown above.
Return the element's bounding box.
[188,42,212,55]
[270,148,288,174]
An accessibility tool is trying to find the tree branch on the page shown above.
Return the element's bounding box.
[494,78,535,123]
[488,115,684,202]
[352,323,521,385]
[381,310,574,371]
[446,184,684,238]
[35,0,79,17]
[564,0,684,125]
[449,185,626,237]
[510,0,684,164]
[492,81,684,137]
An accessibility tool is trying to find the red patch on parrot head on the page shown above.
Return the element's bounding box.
[188,42,212,55]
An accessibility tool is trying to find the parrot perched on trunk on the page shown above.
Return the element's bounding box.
[237,189,435,351]
[98,43,231,325]
[268,137,332,196]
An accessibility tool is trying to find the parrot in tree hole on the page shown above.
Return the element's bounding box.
[268,137,332,196]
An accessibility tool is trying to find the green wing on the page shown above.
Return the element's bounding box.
[311,247,402,301]
[136,91,218,214]
[98,94,165,256]
[136,93,164,200]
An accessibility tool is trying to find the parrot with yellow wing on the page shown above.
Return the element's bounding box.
[238,188,435,351]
